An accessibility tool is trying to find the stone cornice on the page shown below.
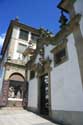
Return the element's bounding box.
[5,59,26,68]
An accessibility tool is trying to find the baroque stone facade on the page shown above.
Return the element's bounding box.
[0,18,40,107]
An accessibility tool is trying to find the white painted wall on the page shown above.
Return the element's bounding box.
[34,45,54,65]
[13,39,28,60]
[11,26,20,39]
[28,78,38,109]
[8,26,32,60]
[80,17,83,37]
[51,33,83,111]
[12,26,20,59]
[74,0,83,15]
[0,66,5,95]
[0,50,8,95]
[74,0,83,37]
[0,68,5,91]
[10,27,38,61]
[44,44,54,61]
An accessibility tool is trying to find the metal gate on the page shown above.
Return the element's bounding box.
[39,73,49,115]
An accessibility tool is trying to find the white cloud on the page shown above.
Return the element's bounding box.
[0,33,5,53]
[0,33,5,46]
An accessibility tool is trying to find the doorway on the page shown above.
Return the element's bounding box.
[39,73,49,116]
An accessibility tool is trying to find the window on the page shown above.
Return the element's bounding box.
[19,29,28,41]
[17,43,27,53]
[54,47,67,66]
[30,70,35,80]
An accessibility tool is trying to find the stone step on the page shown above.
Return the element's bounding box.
[0,107,23,110]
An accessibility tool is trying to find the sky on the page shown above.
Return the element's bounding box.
[0,0,63,53]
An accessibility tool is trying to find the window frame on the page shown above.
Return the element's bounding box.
[53,42,68,67]
[17,43,27,53]
[19,29,28,41]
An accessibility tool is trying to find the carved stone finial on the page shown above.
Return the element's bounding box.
[15,16,19,22]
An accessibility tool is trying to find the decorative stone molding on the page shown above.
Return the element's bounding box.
[36,60,52,77]
[51,38,67,54]
[26,14,81,80]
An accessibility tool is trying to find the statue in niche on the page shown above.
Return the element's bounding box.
[8,86,15,98]
[8,85,23,99]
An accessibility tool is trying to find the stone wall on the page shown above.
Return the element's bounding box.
[7,99,23,107]
[50,110,83,125]
[28,78,38,113]
[0,80,9,107]
[50,33,83,125]
[4,64,25,80]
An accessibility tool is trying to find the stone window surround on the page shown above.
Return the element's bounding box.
[51,41,68,67]
[19,29,29,41]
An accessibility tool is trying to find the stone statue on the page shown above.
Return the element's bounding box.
[8,86,15,98]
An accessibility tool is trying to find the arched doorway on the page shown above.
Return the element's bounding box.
[8,73,25,107]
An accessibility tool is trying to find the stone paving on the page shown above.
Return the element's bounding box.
[0,108,59,125]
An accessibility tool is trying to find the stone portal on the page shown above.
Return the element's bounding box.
[7,73,25,107]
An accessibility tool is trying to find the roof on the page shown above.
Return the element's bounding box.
[1,19,40,56]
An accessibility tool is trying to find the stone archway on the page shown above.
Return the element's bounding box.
[8,73,25,107]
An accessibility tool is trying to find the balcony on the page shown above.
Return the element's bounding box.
[23,39,36,56]
[23,48,35,56]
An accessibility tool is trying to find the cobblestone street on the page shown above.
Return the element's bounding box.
[0,108,59,125]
